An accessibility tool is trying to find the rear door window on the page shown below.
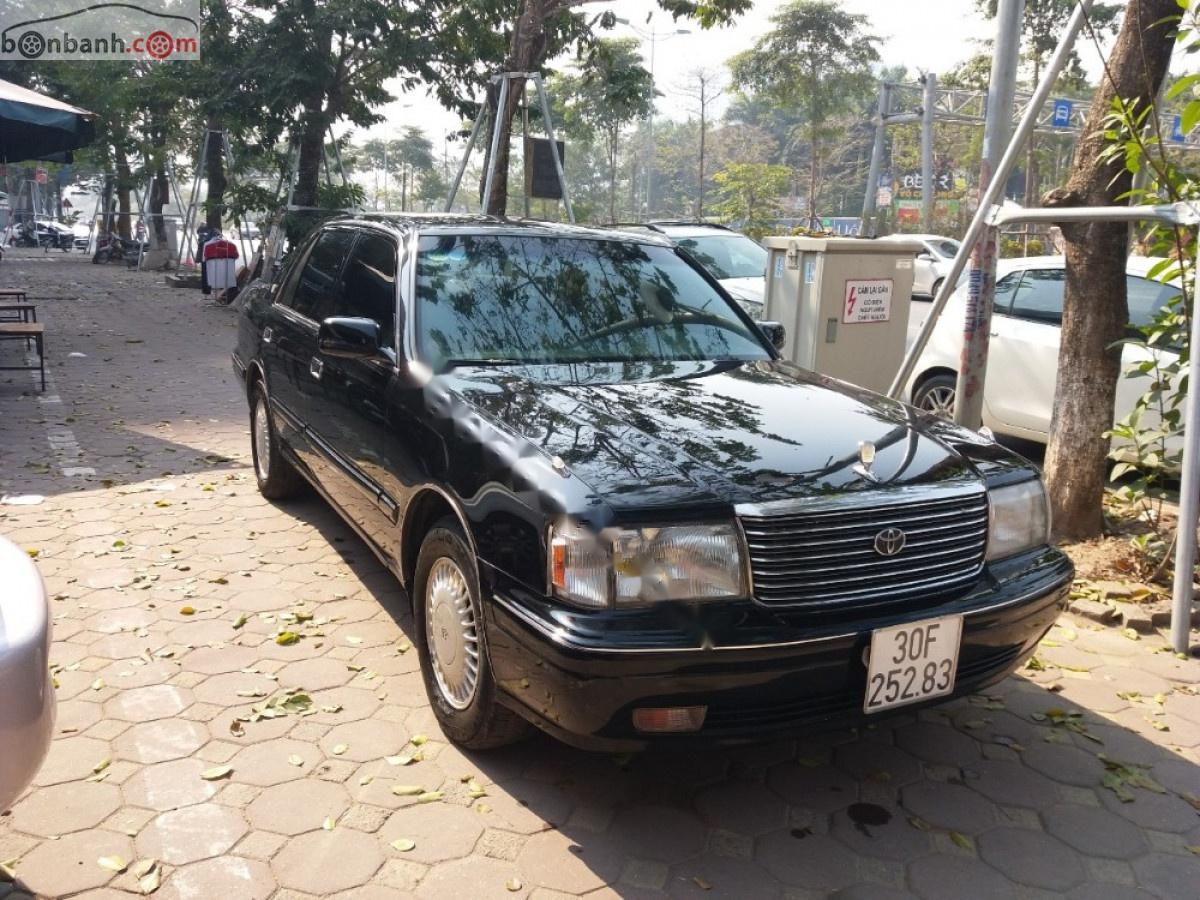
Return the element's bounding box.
[1126,274,1181,329]
[987,272,1023,315]
[1007,269,1064,325]
[289,229,355,321]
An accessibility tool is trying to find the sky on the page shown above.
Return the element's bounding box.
[353,0,1119,152]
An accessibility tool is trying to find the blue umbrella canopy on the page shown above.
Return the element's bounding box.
[0,78,94,164]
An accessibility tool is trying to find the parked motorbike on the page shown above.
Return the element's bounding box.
[9,222,38,248]
[92,232,144,265]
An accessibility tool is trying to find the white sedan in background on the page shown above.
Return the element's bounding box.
[880,233,961,297]
[906,256,1181,446]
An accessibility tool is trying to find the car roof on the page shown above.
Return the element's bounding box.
[879,233,956,243]
[333,214,672,247]
[992,255,1170,277]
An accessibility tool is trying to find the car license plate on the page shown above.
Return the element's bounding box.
[864,615,962,713]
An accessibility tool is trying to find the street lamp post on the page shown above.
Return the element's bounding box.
[616,18,689,221]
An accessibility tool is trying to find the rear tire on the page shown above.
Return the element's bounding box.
[414,519,529,749]
[931,277,945,299]
[249,382,304,500]
[913,373,958,419]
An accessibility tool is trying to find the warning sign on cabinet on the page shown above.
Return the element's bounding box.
[843,278,893,324]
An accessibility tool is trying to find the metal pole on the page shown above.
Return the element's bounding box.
[1172,298,1200,652]
[889,0,1092,402]
[921,73,937,230]
[534,74,575,224]
[644,25,657,220]
[953,0,1024,428]
[522,82,531,219]
[860,83,889,236]
[481,75,511,215]
[444,108,486,212]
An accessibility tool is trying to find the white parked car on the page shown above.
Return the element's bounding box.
[0,534,55,812]
[619,222,768,318]
[906,256,1181,447]
[880,233,961,297]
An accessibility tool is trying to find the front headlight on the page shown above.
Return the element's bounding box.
[987,479,1050,561]
[550,521,747,608]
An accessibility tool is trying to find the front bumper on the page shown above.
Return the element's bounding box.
[485,548,1072,751]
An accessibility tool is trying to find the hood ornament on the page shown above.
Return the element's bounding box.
[853,440,880,483]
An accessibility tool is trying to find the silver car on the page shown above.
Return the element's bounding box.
[0,533,55,812]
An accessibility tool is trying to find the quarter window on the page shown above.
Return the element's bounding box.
[334,233,398,349]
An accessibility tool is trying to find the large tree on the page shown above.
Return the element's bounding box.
[1042,0,1179,539]
[556,38,654,222]
[729,0,878,226]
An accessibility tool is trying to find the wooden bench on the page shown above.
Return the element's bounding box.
[0,288,28,304]
[0,323,45,390]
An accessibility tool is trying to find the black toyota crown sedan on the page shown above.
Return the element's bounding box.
[232,214,1072,751]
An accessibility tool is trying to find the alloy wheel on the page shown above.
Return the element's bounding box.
[919,384,957,418]
[253,398,271,482]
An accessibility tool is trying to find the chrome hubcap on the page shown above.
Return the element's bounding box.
[253,399,271,481]
[920,385,956,419]
[425,557,480,709]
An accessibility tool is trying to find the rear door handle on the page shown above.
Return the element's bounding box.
[262,325,274,344]
[310,357,324,380]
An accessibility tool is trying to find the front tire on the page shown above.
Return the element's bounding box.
[414,520,528,749]
[249,382,303,500]
[931,277,945,298]
[913,373,958,419]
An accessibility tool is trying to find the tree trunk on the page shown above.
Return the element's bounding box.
[697,91,707,220]
[203,120,227,230]
[148,109,169,247]
[114,147,132,240]
[608,132,618,223]
[482,0,556,217]
[294,101,328,210]
[1042,0,1177,540]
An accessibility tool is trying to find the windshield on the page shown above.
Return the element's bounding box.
[673,234,768,280]
[415,234,771,370]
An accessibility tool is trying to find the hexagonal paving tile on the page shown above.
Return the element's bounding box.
[895,722,981,766]
[694,781,788,837]
[157,855,276,900]
[121,758,220,811]
[271,827,385,893]
[907,853,1016,900]
[517,829,625,895]
[755,831,858,892]
[104,683,192,723]
[32,734,112,786]
[767,764,859,813]
[245,779,351,836]
[978,827,1085,891]
[228,738,323,786]
[319,718,408,763]
[833,738,923,786]
[379,801,484,864]
[136,803,249,864]
[899,781,996,835]
[113,718,210,764]
[1042,803,1149,860]
[9,780,122,837]
[9,828,134,898]
[472,778,573,835]
[829,801,933,861]
[962,758,1059,809]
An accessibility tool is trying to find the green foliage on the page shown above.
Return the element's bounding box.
[710,163,791,238]
[1098,1,1198,578]
[728,0,878,222]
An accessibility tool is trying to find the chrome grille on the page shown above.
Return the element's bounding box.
[738,485,988,609]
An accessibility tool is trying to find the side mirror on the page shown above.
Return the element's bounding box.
[759,320,786,350]
[917,252,935,262]
[318,317,381,359]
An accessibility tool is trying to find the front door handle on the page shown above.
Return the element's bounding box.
[262,325,274,344]
[310,357,324,380]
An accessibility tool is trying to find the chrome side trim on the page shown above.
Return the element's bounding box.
[735,480,985,519]
[491,574,1066,655]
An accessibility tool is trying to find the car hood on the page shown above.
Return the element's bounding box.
[444,360,987,514]
[719,276,765,304]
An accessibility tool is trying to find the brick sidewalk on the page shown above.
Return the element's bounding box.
[1,250,1197,899]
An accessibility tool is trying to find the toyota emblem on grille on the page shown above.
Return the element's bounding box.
[873,527,906,556]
